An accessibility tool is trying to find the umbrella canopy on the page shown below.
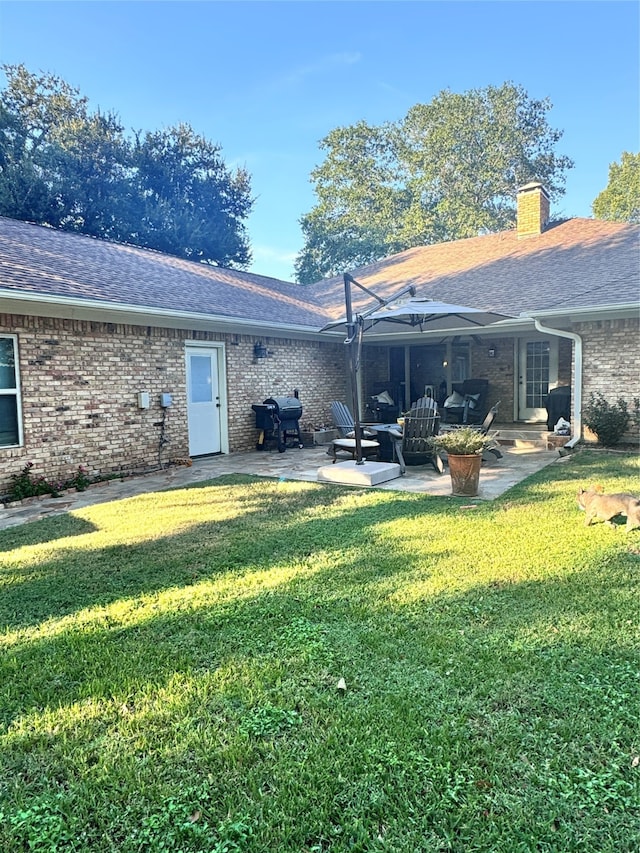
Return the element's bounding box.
[322,297,512,335]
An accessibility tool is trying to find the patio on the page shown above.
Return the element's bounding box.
[0,439,561,531]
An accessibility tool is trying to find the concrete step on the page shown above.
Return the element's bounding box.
[493,427,567,450]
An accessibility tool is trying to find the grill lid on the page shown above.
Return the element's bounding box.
[264,396,302,419]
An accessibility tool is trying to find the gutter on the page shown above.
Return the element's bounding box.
[532,318,583,448]
[0,289,329,340]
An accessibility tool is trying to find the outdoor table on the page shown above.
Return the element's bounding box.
[362,423,404,464]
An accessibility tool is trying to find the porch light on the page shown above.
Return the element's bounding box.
[254,342,269,359]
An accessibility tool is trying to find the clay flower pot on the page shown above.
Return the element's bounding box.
[446,453,482,497]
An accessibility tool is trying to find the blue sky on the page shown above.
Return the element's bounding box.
[1,1,638,281]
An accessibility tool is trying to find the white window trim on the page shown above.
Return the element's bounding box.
[0,334,23,448]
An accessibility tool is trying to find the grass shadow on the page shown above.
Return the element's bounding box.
[0,514,98,553]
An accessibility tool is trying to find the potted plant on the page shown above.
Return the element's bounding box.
[430,427,498,497]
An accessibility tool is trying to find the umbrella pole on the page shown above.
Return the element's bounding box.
[344,275,364,464]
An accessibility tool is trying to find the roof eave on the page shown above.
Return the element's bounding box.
[0,290,330,340]
[519,302,640,324]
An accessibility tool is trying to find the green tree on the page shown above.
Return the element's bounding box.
[131,124,252,266]
[592,152,640,224]
[0,64,253,267]
[295,82,573,283]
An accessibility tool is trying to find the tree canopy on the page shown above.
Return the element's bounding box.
[295,82,574,283]
[592,151,640,224]
[0,64,253,267]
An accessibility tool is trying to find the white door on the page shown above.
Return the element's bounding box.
[518,338,558,422]
[186,347,221,456]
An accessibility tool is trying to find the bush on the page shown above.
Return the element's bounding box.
[5,463,93,502]
[582,392,631,446]
[7,462,62,501]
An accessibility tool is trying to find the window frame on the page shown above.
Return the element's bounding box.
[0,334,23,448]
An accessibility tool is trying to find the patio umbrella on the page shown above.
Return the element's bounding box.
[323,297,512,336]
[321,276,512,465]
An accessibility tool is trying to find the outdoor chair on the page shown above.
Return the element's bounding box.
[329,401,379,462]
[330,401,376,439]
[328,437,381,463]
[443,379,490,424]
[388,404,443,475]
[440,402,503,461]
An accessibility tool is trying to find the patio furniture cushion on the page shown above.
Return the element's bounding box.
[329,438,380,463]
[443,379,490,424]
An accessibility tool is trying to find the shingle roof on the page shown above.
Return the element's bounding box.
[308,218,640,320]
[1,216,638,330]
[0,216,329,327]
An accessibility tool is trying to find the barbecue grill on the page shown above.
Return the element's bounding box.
[252,396,304,452]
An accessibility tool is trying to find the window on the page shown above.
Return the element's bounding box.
[0,335,21,447]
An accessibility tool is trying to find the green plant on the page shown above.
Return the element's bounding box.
[6,461,62,501]
[582,392,631,446]
[66,464,92,491]
[631,397,640,432]
[431,425,496,455]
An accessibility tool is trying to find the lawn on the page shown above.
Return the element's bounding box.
[0,449,638,852]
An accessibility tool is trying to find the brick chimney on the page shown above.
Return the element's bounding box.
[517,182,550,238]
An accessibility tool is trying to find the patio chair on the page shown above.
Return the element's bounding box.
[389,405,444,475]
[440,402,503,461]
[443,379,490,424]
[330,401,376,438]
[329,401,379,462]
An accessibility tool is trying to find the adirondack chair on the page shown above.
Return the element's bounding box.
[389,398,443,474]
[329,401,379,462]
[330,401,376,438]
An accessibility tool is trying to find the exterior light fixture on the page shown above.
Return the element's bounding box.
[254,342,268,359]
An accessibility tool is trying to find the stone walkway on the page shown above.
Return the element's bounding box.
[0,444,561,531]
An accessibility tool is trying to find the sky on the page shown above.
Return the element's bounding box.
[1,1,638,281]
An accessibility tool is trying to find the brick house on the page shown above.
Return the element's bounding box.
[314,183,639,442]
[1,183,638,493]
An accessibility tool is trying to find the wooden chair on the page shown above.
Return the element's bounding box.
[329,401,379,461]
[389,406,443,474]
[329,438,381,463]
[330,401,375,438]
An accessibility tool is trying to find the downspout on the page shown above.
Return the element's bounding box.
[533,319,583,449]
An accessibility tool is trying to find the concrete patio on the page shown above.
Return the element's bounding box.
[0,441,562,531]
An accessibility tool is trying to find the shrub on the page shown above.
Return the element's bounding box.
[582,392,631,446]
[431,426,496,455]
[7,462,61,501]
[5,463,95,502]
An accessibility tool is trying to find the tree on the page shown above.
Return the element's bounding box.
[131,124,252,266]
[0,64,253,267]
[592,152,640,224]
[295,83,574,283]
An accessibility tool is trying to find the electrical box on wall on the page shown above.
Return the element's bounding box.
[137,392,150,409]
[160,393,173,408]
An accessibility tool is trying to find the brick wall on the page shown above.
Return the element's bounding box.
[470,342,514,414]
[224,333,346,449]
[574,318,639,400]
[0,315,346,494]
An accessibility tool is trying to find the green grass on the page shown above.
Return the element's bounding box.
[0,450,639,852]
